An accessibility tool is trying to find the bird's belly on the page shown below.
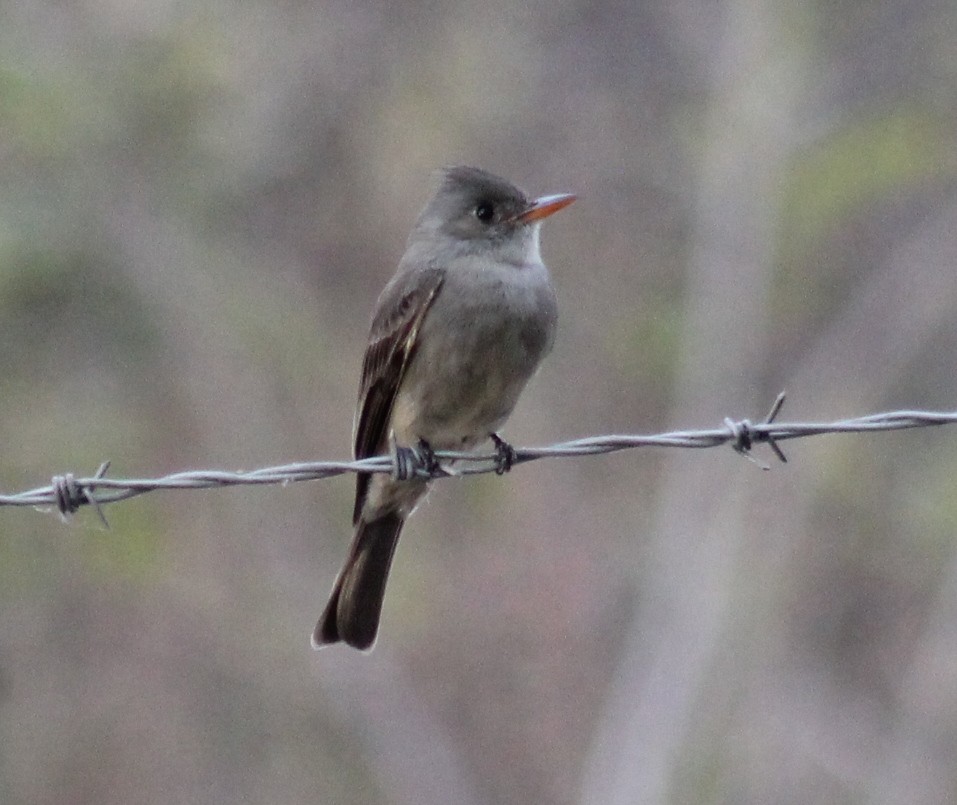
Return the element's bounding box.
[390,298,553,449]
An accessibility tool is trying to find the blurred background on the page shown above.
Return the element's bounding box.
[2,0,957,803]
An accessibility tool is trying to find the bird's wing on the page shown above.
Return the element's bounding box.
[352,267,446,523]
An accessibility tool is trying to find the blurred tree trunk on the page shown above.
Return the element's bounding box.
[580,1,806,802]
[768,201,957,804]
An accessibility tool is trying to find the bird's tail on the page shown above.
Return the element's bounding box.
[312,512,405,651]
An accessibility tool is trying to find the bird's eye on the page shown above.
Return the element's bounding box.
[474,202,495,223]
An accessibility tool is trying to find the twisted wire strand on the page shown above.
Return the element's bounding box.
[3,395,956,521]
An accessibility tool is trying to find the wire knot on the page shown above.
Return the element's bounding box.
[725,417,754,453]
[389,438,446,481]
[391,445,416,481]
[725,417,769,469]
[724,392,789,469]
[49,462,112,527]
[51,473,84,517]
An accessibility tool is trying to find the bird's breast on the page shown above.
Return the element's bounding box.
[390,260,557,450]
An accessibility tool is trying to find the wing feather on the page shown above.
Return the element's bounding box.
[352,268,445,523]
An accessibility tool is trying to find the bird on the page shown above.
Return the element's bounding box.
[312,166,575,650]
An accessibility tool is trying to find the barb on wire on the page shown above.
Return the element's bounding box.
[3,393,957,523]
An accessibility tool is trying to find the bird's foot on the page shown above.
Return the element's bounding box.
[490,432,517,475]
[414,438,440,476]
[391,436,441,480]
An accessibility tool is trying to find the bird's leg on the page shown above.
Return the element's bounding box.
[489,432,517,475]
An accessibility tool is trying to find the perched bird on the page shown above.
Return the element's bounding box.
[313,166,575,650]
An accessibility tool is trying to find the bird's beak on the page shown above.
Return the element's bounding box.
[514,192,577,224]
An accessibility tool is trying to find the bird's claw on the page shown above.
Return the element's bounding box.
[414,438,440,476]
[490,432,517,475]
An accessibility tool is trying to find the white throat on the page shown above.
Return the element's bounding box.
[526,223,543,265]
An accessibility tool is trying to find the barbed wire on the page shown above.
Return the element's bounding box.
[3,394,957,525]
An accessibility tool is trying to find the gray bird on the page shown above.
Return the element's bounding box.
[313,166,575,650]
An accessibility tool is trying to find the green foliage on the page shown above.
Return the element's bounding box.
[0,66,77,160]
[785,107,953,246]
[606,291,682,409]
[775,106,956,322]
[0,249,159,378]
